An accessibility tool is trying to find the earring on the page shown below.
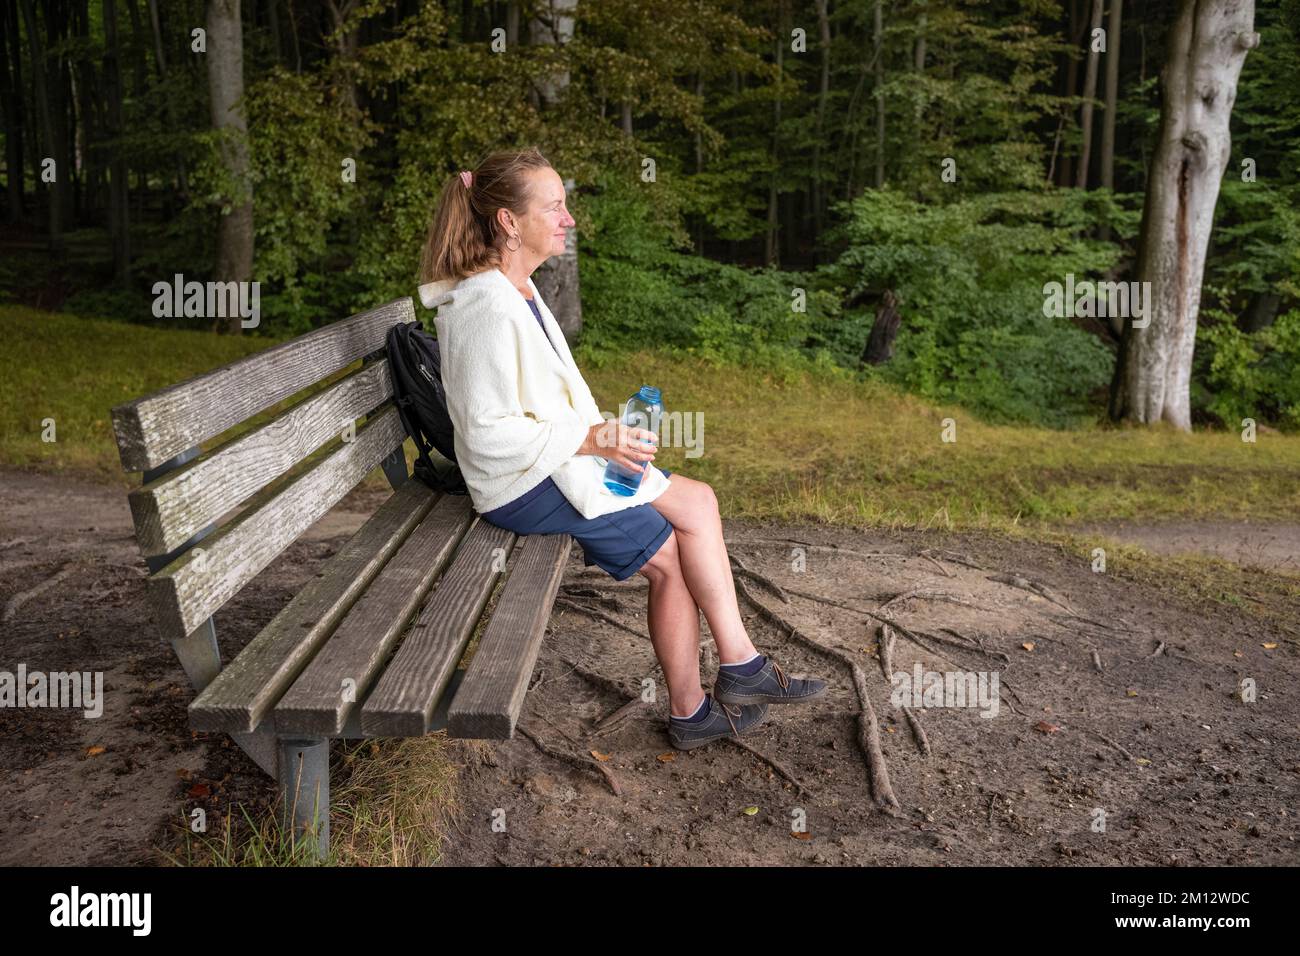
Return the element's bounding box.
[505,233,521,252]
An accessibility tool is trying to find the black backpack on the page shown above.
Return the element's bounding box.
[384,321,469,495]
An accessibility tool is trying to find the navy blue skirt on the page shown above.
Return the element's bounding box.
[480,470,674,581]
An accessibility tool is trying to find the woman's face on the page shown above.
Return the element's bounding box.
[506,168,575,261]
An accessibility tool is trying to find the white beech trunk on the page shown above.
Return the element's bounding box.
[1111,0,1257,429]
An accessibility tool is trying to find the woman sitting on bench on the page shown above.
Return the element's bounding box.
[415,147,827,750]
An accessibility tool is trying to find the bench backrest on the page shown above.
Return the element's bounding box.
[110,298,418,639]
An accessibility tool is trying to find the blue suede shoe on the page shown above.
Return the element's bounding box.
[667,695,769,750]
[713,657,828,706]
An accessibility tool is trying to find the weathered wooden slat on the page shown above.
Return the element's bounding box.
[128,360,395,558]
[111,298,415,472]
[445,533,572,739]
[187,479,436,733]
[360,517,521,737]
[273,495,475,735]
[148,407,406,637]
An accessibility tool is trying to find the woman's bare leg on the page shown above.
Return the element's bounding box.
[648,475,759,666]
[637,531,707,717]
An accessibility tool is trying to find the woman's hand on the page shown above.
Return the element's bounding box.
[580,420,657,473]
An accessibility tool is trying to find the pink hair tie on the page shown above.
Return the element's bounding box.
[459,170,473,189]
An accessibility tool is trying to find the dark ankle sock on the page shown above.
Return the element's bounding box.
[720,653,766,677]
[671,694,711,723]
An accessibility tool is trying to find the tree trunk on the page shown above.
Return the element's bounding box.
[873,0,884,188]
[915,2,926,71]
[811,0,829,238]
[1076,0,1104,189]
[324,0,359,113]
[103,0,131,283]
[694,68,705,256]
[1059,0,1084,187]
[266,0,282,64]
[124,0,148,99]
[147,0,189,198]
[860,290,901,366]
[1100,0,1121,192]
[1239,291,1280,333]
[19,0,61,249]
[1109,0,1258,429]
[766,0,785,266]
[0,0,24,223]
[528,0,582,345]
[207,0,253,334]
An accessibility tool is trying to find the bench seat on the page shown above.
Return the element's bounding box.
[188,480,569,740]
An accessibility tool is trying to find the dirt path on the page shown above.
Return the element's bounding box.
[1072,519,1300,576]
[1,467,1296,866]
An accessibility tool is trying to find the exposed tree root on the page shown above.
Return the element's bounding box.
[734,577,900,815]
[918,548,986,571]
[728,552,791,604]
[723,737,818,798]
[1086,728,1135,762]
[902,706,932,757]
[516,722,623,796]
[2,561,76,623]
[555,598,646,641]
[986,572,1077,614]
[553,652,810,794]
[917,552,954,577]
[733,539,911,562]
[881,588,988,612]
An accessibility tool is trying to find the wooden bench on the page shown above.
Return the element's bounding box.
[109,297,571,858]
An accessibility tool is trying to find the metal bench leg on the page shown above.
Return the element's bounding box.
[278,737,330,860]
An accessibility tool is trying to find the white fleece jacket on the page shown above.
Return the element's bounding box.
[417,265,671,519]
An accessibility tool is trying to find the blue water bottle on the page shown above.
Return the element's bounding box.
[603,385,662,497]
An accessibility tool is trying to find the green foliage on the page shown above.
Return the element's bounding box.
[244,69,376,281]
[822,187,1121,426]
[576,173,842,377]
[1194,308,1300,430]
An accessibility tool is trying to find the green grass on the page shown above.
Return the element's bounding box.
[579,348,1300,531]
[0,305,286,483]
[160,737,460,866]
[4,304,1298,529]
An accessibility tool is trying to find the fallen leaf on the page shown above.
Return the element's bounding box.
[188,783,210,799]
[590,750,611,762]
[1034,721,1060,734]
[1263,643,1278,650]
[656,752,675,762]
[85,745,106,756]
[741,806,759,816]
[1022,642,1036,652]
[790,831,812,840]
[1126,689,1139,697]
[1135,758,1151,766]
